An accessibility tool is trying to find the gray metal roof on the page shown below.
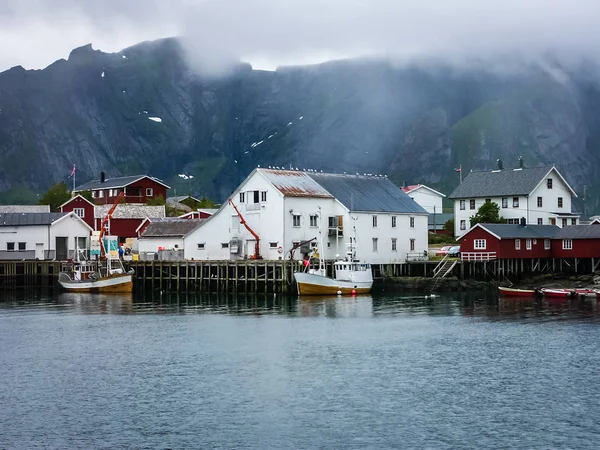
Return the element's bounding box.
[140,218,204,238]
[74,175,170,191]
[0,212,68,226]
[94,204,166,219]
[448,167,554,199]
[0,205,50,213]
[555,225,600,239]
[472,224,560,239]
[167,196,200,203]
[258,169,334,198]
[307,173,428,214]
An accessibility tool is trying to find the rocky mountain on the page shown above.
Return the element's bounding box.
[1,38,600,213]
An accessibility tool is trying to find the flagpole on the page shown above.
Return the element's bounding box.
[460,165,462,184]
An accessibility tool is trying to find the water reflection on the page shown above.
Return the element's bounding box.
[0,289,600,321]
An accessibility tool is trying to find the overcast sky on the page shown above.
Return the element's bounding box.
[1,0,599,73]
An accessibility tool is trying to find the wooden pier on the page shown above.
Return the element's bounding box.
[0,257,599,292]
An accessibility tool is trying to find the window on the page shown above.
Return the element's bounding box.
[502,198,508,208]
[6,242,14,251]
[571,218,577,225]
[469,199,476,210]
[372,238,378,252]
[485,198,491,203]
[513,197,519,208]
[293,215,301,227]
[18,242,26,251]
[92,191,97,198]
[310,215,318,227]
[558,197,563,208]
[73,208,85,218]
[410,217,415,228]
[98,190,104,198]
[550,218,556,225]
[221,243,229,249]
[269,242,278,248]
[544,239,551,250]
[537,197,542,207]
[474,239,486,249]
[391,238,397,251]
[562,219,567,227]
[410,239,415,251]
[526,239,532,250]
[562,239,572,250]
[239,192,245,203]
[507,219,520,224]
[197,243,205,250]
[460,220,466,230]
[391,216,397,228]
[460,200,466,210]
[260,191,267,202]
[515,239,521,250]
[372,215,378,227]
[547,178,553,189]
[537,218,543,225]
[253,190,260,204]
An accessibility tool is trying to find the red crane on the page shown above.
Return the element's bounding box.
[228,198,262,260]
[99,191,125,259]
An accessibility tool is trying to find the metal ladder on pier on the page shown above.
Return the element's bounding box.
[430,255,457,292]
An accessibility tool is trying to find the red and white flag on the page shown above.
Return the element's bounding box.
[455,167,461,173]
[69,164,76,178]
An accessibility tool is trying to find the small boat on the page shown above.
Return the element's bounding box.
[498,286,538,297]
[294,237,373,296]
[574,288,597,298]
[540,288,575,298]
[59,258,133,293]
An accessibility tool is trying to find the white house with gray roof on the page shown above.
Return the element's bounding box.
[182,168,428,263]
[449,165,578,238]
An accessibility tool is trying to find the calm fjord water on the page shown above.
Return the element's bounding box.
[1,291,600,449]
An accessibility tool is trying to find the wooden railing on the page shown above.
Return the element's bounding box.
[406,252,429,262]
[461,252,497,261]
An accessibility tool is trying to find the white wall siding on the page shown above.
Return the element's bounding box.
[139,237,184,254]
[407,188,444,214]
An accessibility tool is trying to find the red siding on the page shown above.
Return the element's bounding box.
[90,177,168,205]
[459,227,501,255]
[552,239,600,259]
[460,225,553,259]
[60,197,95,229]
[95,218,145,241]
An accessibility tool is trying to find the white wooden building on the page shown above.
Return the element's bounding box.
[401,184,446,214]
[177,169,428,263]
[449,165,578,238]
[0,212,92,260]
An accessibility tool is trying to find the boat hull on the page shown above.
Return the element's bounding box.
[294,272,372,296]
[498,286,538,297]
[540,288,575,298]
[58,273,133,293]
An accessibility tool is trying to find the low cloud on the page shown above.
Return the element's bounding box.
[1,0,600,74]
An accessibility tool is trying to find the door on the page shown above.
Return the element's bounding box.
[55,237,68,260]
[35,243,44,260]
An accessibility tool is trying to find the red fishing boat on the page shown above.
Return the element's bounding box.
[498,286,538,297]
[540,288,575,298]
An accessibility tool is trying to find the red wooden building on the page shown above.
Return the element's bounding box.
[73,173,170,205]
[552,226,600,259]
[59,195,96,229]
[459,223,559,260]
[93,204,166,242]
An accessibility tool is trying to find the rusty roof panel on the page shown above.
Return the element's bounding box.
[259,169,334,198]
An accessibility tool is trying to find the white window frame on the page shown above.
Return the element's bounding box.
[513,197,519,208]
[372,215,378,228]
[6,242,14,251]
[309,215,318,228]
[460,220,466,230]
[469,199,476,210]
[293,215,301,227]
[537,197,542,208]
[474,239,486,250]
[146,188,153,197]
[391,216,397,228]
[515,239,521,250]
[562,239,572,250]
[221,243,229,249]
[544,239,551,250]
[197,243,205,250]
[537,218,543,225]
[571,218,577,226]
[501,198,508,208]
[239,192,245,203]
[391,238,397,252]
[98,190,104,198]
[261,191,267,202]
[372,238,378,252]
[18,242,26,252]
[410,217,415,228]
[410,238,415,251]
[547,178,553,189]
[269,242,278,249]
[73,208,85,218]
[526,239,532,250]
[558,197,563,208]
[460,200,466,210]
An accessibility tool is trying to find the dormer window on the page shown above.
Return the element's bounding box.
[547,178,553,189]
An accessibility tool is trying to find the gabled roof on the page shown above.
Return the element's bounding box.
[0,212,68,226]
[258,169,333,198]
[402,184,446,197]
[167,195,200,203]
[0,205,50,213]
[448,166,577,199]
[140,218,204,238]
[461,223,560,240]
[308,172,428,214]
[94,204,166,219]
[59,194,95,209]
[74,175,170,191]
[555,226,600,239]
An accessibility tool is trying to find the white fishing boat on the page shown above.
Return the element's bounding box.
[294,223,373,295]
[58,191,134,293]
